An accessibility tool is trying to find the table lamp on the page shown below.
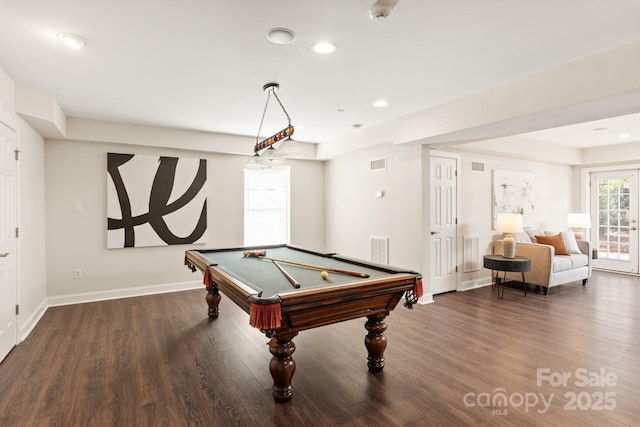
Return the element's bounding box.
[496,213,523,259]
[567,213,591,239]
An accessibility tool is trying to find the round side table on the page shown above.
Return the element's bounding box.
[483,255,531,299]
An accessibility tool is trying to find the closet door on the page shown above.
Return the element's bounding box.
[430,154,458,294]
[0,120,17,362]
[591,170,639,273]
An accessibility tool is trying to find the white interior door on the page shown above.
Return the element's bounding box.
[590,170,639,273]
[0,121,18,362]
[430,155,458,294]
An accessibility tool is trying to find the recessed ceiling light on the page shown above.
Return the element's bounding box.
[57,32,87,49]
[619,133,631,139]
[313,42,337,54]
[373,100,389,107]
[266,28,296,45]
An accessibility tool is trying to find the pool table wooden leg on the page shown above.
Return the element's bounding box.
[269,332,298,403]
[364,313,388,372]
[205,285,221,318]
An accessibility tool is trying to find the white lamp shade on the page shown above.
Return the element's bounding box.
[244,155,265,170]
[496,214,523,234]
[567,213,592,229]
[256,147,286,166]
[273,138,308,159]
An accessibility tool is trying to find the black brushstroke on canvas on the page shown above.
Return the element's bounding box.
[108,154,207,247]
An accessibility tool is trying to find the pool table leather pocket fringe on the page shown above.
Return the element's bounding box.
[403,277,423,308]
[414,277,423,298]
[249,302,282,329]
[413,276,424,304]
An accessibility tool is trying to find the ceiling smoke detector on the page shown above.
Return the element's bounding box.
[369,1,397,22]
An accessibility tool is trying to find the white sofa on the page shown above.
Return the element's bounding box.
[491,229,592,294]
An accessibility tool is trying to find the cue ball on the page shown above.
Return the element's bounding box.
[320,271,329,279]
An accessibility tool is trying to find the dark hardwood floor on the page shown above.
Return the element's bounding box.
[0,270,638,426]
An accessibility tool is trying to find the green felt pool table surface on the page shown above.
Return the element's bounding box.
[192,245,409,298]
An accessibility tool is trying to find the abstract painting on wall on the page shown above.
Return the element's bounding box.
[492,169,534,229]
[107,153,207,248]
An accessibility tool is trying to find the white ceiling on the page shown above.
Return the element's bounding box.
[521,112,640,148]
[1,0,640,147]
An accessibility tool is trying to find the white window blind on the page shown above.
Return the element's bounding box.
[244,167,289,246]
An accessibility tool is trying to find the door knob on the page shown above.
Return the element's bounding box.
[430,231,440,235]
[0,253,9,257]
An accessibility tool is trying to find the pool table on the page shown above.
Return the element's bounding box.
[184,244,422,402]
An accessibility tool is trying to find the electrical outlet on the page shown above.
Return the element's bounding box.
[73,269,82,279]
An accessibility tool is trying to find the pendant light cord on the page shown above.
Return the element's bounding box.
[256,87,292,145]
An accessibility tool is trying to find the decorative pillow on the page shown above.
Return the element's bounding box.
[513,232,532,243]
[535,233,569,255]
[561,230,582,254]
[525,229,542,243]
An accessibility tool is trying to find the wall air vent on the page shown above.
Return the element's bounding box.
[370,236,389,264]
[470,161,485,172]
[370,158,387,172]
[463,234,481,272]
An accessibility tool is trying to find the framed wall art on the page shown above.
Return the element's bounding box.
[107,153,207,248]
[492,169,534,229]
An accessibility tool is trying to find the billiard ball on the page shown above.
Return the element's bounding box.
[320,271,329,279]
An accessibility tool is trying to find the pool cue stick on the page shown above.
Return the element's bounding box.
[261,256,370,278]
[271,259,301,288]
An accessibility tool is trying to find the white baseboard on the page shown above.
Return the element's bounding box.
[459,278,492,291]
[15,281,203,345]
[19,299,48,342]
[47,280,203,307]
[418,293,434,304]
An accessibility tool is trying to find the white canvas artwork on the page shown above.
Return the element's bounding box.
[492,169,534,229]
[107,153,207,248]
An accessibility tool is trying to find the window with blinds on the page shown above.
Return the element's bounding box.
[244,167,290,246]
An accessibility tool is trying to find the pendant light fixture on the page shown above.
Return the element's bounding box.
[245,83,295,169]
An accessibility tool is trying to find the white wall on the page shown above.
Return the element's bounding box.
[324,139,576,297]
[581,141,640,166]
[290,159,325,250]
[324,143,423,272]
[45,138,324,301]
[0,67,48,339]
[456,150,574,289]
[0,68,15,113]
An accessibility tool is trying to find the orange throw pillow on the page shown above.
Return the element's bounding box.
[535,233,569,255]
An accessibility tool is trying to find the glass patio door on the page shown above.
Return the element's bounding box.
[590,170,639,273]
